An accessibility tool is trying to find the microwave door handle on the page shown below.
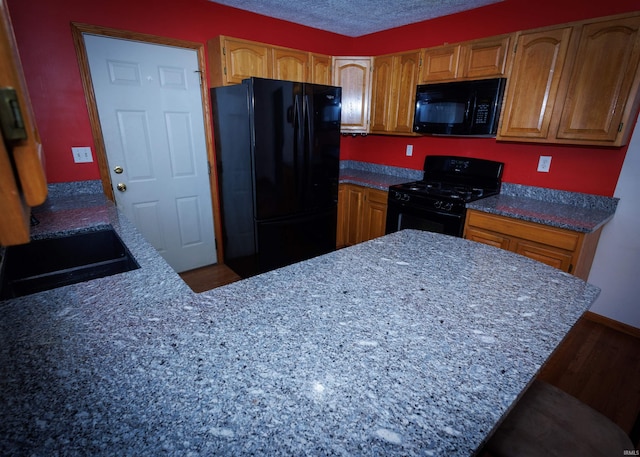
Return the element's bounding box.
[465,99,471,121]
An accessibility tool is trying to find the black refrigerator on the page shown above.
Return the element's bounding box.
[211,77,342,278]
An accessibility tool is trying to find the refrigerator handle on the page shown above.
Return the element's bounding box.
[293,94,302,198]
[303,94,312,199]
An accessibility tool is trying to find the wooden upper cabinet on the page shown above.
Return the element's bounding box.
[463,34,512,79]
[499,12,640,146]
[419,44,461,82]
[498,27,574,140]
[555,15,640,145]
[393,51,421,133]
[419,35,511,83]
[370,51,420,134]
[209,36,331,86]
[370,55,394,132]
[332,57,373,133]
[310,53,332,85]
[272,48,308,82]
[208,36,271,86]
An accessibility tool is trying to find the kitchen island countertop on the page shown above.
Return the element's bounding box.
[0,189,599,456]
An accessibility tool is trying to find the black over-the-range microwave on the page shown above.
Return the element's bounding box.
[413,77,507,137]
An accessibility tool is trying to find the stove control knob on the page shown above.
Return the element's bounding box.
[444,202,453,211]
[434,200,442,209]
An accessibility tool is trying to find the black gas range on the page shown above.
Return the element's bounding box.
[385,155,504,237]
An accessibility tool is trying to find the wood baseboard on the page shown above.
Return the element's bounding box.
[584,311,640,339]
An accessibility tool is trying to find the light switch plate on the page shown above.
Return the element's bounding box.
[72,147,93,163]
[406,144,413,157]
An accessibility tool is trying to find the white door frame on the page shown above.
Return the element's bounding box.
[71,22,223,264]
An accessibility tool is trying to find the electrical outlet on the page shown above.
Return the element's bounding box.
[537,155,552,173]
[406,144,413,157]
[72,147,93,163]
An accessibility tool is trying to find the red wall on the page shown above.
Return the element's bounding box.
[6,0,348,183]
[6,0,640,196]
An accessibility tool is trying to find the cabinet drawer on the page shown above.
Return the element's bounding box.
[514,239,574,272]
[465,226,511,249]
[466,210,581,251]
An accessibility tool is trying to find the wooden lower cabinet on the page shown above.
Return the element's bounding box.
[337,184,388,248]
[463,209,603,280]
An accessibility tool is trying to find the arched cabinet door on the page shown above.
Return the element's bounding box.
[332,56,373,134]
[555,15,640,146]
[498,27,573,140]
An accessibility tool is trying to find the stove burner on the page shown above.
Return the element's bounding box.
[395,181,487,202]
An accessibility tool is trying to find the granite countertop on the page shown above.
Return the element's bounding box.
[467,183,619,233]
[339,160,422,190]
[0,188,599,456]
[338,162,618,233]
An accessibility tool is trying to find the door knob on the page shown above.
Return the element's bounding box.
[116,182,127,192]
[113,165,123,174]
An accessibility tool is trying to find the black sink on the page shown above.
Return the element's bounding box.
[0,228,140,299]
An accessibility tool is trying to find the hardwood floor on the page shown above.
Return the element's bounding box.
[537,312,640,443]
[179,267,640,446]
[178,263,241,293]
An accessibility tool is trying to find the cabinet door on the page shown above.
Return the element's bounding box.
[310,53,332,85]
[392,51,421,133]
[555,15,640,145]
[463,35,511,79]
[514,240,574,273]
[332,57,373,133]
[362,188,388,241]
[344,185,365,246]
[498,27,573,139]
[222,38,271,85]
[419,44,461,82]
[370,55,394,133]
[336,184,347,248]
[272,48,308,82]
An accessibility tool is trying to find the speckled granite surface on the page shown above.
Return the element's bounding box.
[467,183,619,233]
[339,161,422,190]
[0,186,599,456]
[339,163,617,233]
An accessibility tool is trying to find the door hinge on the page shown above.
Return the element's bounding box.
[513,43,518,53]
[223,67,227,76]
[222,46,226,56]
[207,160,212,175]
[618,122,624,133]
[568,264,574,274]
[194,70,203,85]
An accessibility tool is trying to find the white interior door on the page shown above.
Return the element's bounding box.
[84,34,216,273]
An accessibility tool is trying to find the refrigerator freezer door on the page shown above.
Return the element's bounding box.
[255,207,337,275]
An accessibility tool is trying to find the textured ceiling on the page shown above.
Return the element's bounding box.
[209,0,503,37]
